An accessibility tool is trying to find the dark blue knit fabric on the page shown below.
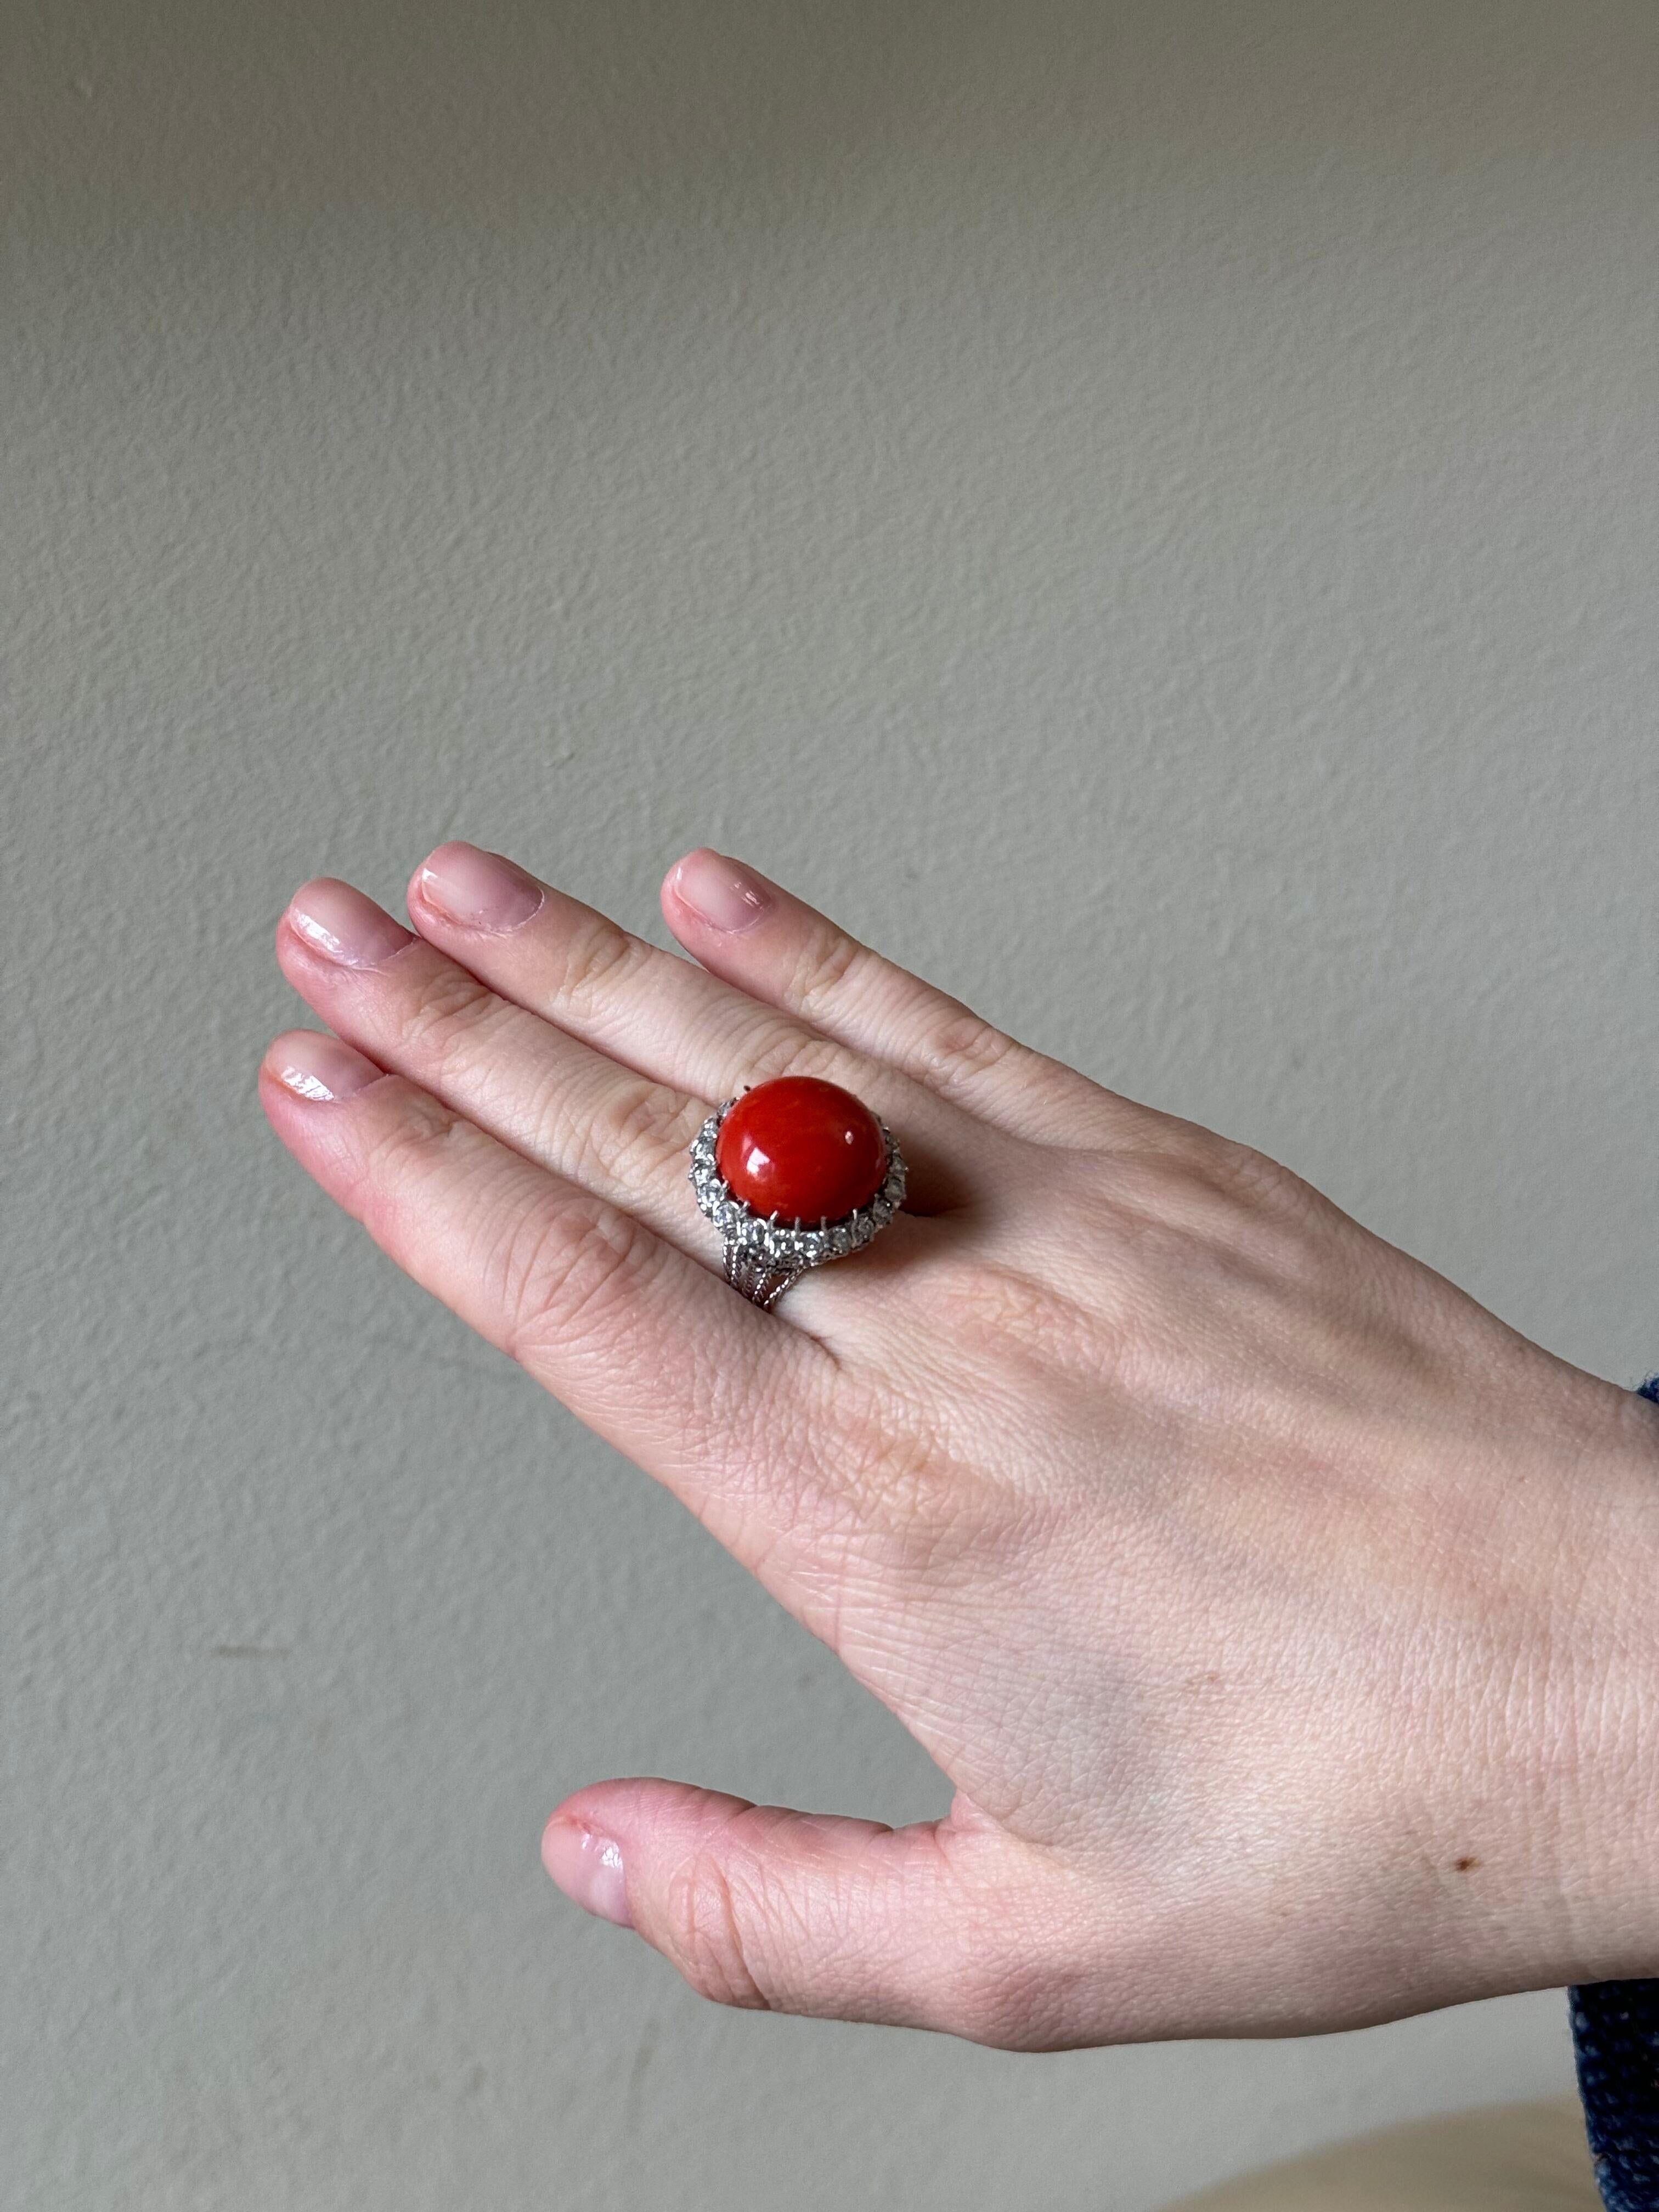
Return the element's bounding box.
[1573,1982,1659,2210]
[1570,1374,1659,2210]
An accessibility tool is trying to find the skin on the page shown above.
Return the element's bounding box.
[260,842,1659,2049]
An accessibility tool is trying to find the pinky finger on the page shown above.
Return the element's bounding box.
[258,1029,812,1530]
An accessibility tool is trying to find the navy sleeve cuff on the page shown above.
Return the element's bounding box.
[1573,1979,1659,2211]
[1571,1376,1659,2210]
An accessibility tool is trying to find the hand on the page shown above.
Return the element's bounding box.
[261,842,1659,2047]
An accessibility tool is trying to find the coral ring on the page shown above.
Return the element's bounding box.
[689,1075,908,1310]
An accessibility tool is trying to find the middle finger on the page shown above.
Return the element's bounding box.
[401,843,1001,1209]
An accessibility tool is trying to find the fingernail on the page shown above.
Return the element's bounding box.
[416,843,545,933]
[286,880,414,970]
[541,1819,632,1927]
[267,1031,383,1103]
[671,849,772,933]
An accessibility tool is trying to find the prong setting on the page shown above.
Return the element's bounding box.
[689,1094,907,1297]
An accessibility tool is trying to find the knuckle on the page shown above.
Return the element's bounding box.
[1253,1156,1335,1234]
[1196,1133,1307,1211]
[787,926,866,1018]
[917,1007,1020,1094]
[1139,1126,1321,1224]
[359,1088,469,1190]
[663,1852,773,2012]
[920,1258,1052,1338]
[843,1423,957,1543]
[554,915,648,1007]
[499,1201,654,1360]
[582,1082,703,1191]
[399,961,509,1082]
[918,1256,1125,1385]
[827,1377,1008,1564]
[741,1018,852,1091]
[1085,1146,1345,1367]
[354,1091,477,1246]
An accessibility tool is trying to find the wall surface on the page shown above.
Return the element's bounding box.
[5,3,1657,2207]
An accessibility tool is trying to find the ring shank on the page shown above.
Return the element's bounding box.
[724,1243,804,1311]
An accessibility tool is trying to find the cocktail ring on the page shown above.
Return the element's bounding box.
[689,1074,908,1310]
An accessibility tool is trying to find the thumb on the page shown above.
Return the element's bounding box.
[540,1779,1042,2041]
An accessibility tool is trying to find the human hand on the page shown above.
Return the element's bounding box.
[262,843,1659,2046]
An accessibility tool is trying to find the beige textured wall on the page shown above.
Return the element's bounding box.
[5,3,1657,2206]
